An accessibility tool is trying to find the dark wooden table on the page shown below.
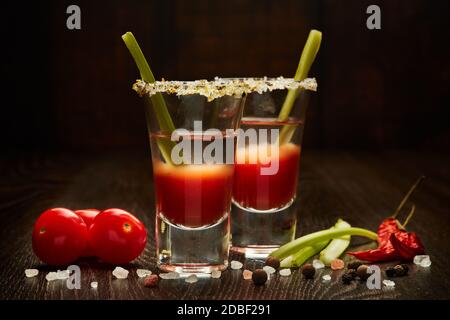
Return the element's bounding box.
[1,149,449,300]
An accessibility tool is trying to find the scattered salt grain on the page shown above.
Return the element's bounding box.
[413,255,431,267]
[185,274,198,283]
[56,270,70,280]
[136,269,152,278]
[91,281,98,289]
[112,267,129,279]
[45,272,57,282]
[230,260,243,270]
[322,274,331,281]
[279,269,292,277]
[159,272,180,280]
[313,259,325,269]
[242,269,253,280]
[263,266,276,275]
[330,259,345,270]
[383,279,395,287]
[211,270,222,279]
[25,269,39,278]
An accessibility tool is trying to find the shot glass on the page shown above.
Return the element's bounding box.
[231,80,316,258]
[133,79,245,274]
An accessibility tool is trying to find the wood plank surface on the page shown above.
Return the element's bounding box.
[0,150,449,300]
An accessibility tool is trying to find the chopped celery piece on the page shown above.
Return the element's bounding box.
[280,241,329,268]
[319,219,351,266]
[270,227,377,260]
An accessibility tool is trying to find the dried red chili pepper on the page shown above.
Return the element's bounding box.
[390,230,425,261]
[377,218,400,246]
[347,176,425,263]
[347,243,398,262]
[348,218,400,261]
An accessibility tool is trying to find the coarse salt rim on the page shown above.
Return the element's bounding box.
[132,77,318,102]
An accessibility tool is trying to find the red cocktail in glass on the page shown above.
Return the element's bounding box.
[154,161,233,228]
[135,82,244,274]
[233,141,300,211]
[231,84,314,257]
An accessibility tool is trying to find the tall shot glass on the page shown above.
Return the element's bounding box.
[133,80,245,274]
[231,79,316,258]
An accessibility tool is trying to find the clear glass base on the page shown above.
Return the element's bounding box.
[230,200,297,259]
[156,213,230,275]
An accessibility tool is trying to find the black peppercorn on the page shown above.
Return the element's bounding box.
[356,264,370,280]
[342,273,353,285]
[346,269,357,279]
[265,256,280,269]
[301,264,315,279]
[252,269,268,285]
[394,264,407,277]
[347,261,362,270]
[400,264,409,274]
[385,266,396,277]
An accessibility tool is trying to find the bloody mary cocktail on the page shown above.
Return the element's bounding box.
[154,162,234,228]
[233,142,300,211]
[134,79,245,273]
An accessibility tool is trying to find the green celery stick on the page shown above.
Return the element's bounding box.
[269,227,377,260]
[279,219,350,268]
[278,30,322,144]
[280,241,329,268]
[122,32,176,164]
[319,219,351,266]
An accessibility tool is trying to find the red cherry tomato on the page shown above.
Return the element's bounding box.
[89,208,147,264]
[32,208,88,266]
[75,209,100,257]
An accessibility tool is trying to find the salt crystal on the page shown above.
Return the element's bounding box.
[56,270,70,280]
[112,267,129,279]
[159,272,180,280]
[322,274,331,281]
[242,270,253,280]
[91,281,98,289]
[136,269,152,278]
[279,269,291,277]
[211,270,221,279]
[45,272,57,281]
[185,275,198,283]
[383,279,395,287]
[413,255,431,267]
[263,266,276,275]
[313,259,325,269]
[420,259,432,268]
[25,269,39,278]
[230,260,243,270]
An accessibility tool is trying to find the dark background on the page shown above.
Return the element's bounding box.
[2,0,450,153]
[1,1,450,301]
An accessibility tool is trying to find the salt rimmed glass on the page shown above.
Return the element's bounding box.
[134,79,246,274]
[230,80,316,258]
